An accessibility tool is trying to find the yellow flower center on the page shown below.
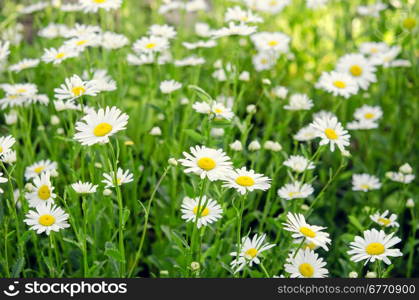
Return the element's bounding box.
[333,80,346,89]
[324,128,338,140]
[197,157,216,171]
[193,206,209,217]
[38,214,56,226]
[360,184,370,190]
[55,52,65,59]
[299,226,316,238]
[366,242,385,255]
[38,185,51,200]
[370,47,378,54]
[378,218,391,226]
[93,0,106,3]
[146,43,156,49]
[214,108,223,113]
[17,88,27,93]
[268,40,278,47]
[93,122,113,137]
[71,86,86,96]
[76,40,88,46]
[116,178,122,185]
[288,191,300,198]
[303,242,317,250]
[269,0,277,6]
[245,248,258,258]
[235,176,255,187]
[0,146,3,153]
[364,113,375,119]
[34,166,45,173]
[260,58,268,64]
[299,263,314,277]
[350,65,363,77]
[403,17,416,30]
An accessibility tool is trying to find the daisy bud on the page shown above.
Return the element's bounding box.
[399,163,413,174]
[94,162,103,168]
[157,113,165,121]
[168,158,178,166]
[248,140,261,151]
[349,271,358,278]
[5,111,18,125]
[180,97,189,105]
[264,140,282,152]
[50,170,59,177]
[273,86,288,99]
[160,270,169,276]
[246,104,257,114]
[190,262,200,271]
[37,125,45,131]
[365,271,377,278]
[301,204,309,211]
[103,188,112,196]
[210,128,224,137]
[56,128,64,134]
[138,165,144,172]
[50,115,60,125]
[25,183,35,192]
[262,78,271,85]
[150,127,162,136]
[406,198,415,208]
[229,140,243,151]
[213,59,222,69]
[239,71,250,81]
[125,140,134,146]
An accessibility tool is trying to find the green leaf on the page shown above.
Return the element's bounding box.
[11,257,25,277]
[348,215,364,232]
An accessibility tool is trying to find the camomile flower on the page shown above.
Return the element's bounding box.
[149,24,177,39]
[359,42,389,56]
[133,35,169,54]
[230,233,276,273]
[25,172,56,208]
[0,135,16,156]
[283,155,315,173]
[211,101,234,120]
[100,31,129,49]
[102,168,134,188]
[24,203,69,235]
[25,159,58,180]
[264,141,282,152]
[306,0,328,9]
[74,106,129,146]
[174,56,205,67]
[54,74,99,101]
[354,105,383,123]
[182,40,217,50]
[63,23,101,38]
[347,120,378,130]
[9,58,40,73]
[284,249,329,278]
[251,32,291,53]
[83,69,117,92]
[253,0,291,14]
[41,46,80,64]
[277,181,314,200]
[0,172,7,193]
[212,22,257,38]
[283,213,331,250]
[317,71,359,98]
[223,167,271,195]
[1,150,16,164]
[348,229,402,265]
[181,196,222,228]
[336,54,377,90]
[71,181,98,194]
[370,210,399,228]
[38,23,68,38]
[64,34,100,51]
[385,172,415,184]
[224,6,263,23]
[310,115,350,152]
[371,46,410,68]
[284,93,314,111]
[357,2,387,17]
[294,125,317,141]
[252,51,278,71]
[79,0,122,13]
[230,140,243,151]
[179,145,233,181]
[352,173,381,192]
[160,80,182,94]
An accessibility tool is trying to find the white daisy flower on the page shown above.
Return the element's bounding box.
[25,159,58,180]
[83,69,117,92]
[354,105,383,123]
[9,58,40,73]
[284,93,314,111]
[1,150,16,164]
[277,181,314,200]
[74,106,129,146]
[0,172,7,193]
[160,80,182,94]
[230,233,276,273]
[25,172,56,208]
[359,42,389,56]
[100,31,129,49]
[149,24,177,39]
[63,23,101,38]
[179,145,233,181]
[385,172,415,184]
[336,54,377,90]
[63,34,100,51]
[54,74,99,101]
[79,0,122,13]
[283,155,315,173]
[182,40,217,50]
[357,2,387,17]
[317,71,359,98]
[212,22,257,38]
[253,0,291,14]
[102,168,133,188]
[371,46,410,68]
[0,135,16,156]
[133,35,169,54]
[71,181,98,194]
[294,125,317,141]
[252,51,278,71]
[370,210,399,228]
[283,212,331,251]
[223,167,271,195]
[211,101,234,120]
[284,249,329,278]
[181,196,222,228]
[352,173,381,192]
[348,229,402,265]
[41,46,80,64]
[306,0,328,9]
[24,203,69,235]
[347,120,378,130]
[224,6,263,23]
[310,115,350,152]
[174,56,205,67]
[251,31,291,53]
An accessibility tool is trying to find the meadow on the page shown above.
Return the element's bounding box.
[0,0,418,278]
